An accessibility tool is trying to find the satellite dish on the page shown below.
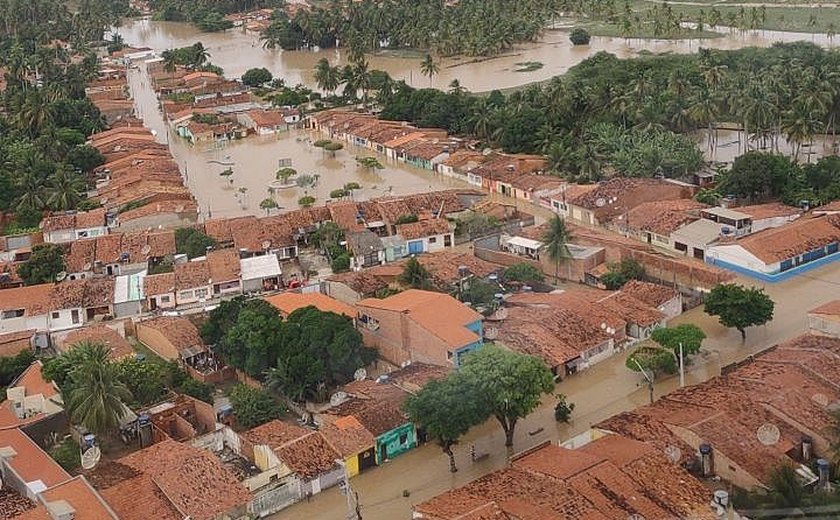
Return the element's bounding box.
[484,327,499,340]
[141,244,152,256]
[81,446,101,470]
[595,197,606,208]
[600,322,607,330]
[757,423,781,446]
[354,368,367,381]
[329,391,348,406]
[664,445,681,464]
[494,307,508,320]
[261,240,272,250]
[55,271,67,282]
[812,393,830,407]
[83,262,92,271]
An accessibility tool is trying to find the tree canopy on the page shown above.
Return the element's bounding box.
[241,67,274,87]
[503,263,544,284]
[704,283,775,341]
[228,384,285,429]
[17,244,66,285]
[175,227,216,259]
[399,257,432,289]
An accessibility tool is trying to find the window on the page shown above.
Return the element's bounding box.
[194,288,208,299]
[674,242,688,252]
[160,295,171,303]
[444,235,452,247]
[1,309,24,319]
[51,312,60,319]
[179,290,193,299]
[447,351,453,360]
[71,309,80,324]
[428,236,437,244]
[399,433,408,445]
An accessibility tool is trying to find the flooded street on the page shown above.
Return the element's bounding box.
[115,19,839,93]
[695,128,839,163]
[271,258,840,520]
[126,65,467,221]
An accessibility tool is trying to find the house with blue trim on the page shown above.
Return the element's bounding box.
[356,289,484,368]
[705,214,840,282]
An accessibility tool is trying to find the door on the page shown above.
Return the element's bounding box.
[444,235,452,247]
[380,443,388,463]
[359,448,377,471]
[310,478,321,495]
[408,240,423,255]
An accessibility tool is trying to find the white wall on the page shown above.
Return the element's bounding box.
[48,308,84,332]
[752,215,799,234]
[705,244,775,274]
[808,315,840,338]
[176,285,212,305]
[44,230,76,244]
[0,314,49,334]
[658,295,683,320]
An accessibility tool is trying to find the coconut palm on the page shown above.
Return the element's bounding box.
[419,53,440,87]
[47,168,86,211]
[542,215,572,283]
[66,342,132,436]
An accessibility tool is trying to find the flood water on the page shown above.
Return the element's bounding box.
[115,18,839,92]
[127,65,467,221]
[695,128,839,163]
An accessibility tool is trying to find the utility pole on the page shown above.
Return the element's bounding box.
[678,342,685,388]
[337,459,362,520]
[632,358,654,404]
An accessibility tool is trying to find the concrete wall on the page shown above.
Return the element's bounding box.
[324,281,364,305]
[668,424,764,490]
[809,315,840,338]
[49,308,85,332]
[0,314,48,335]
[118,212,197,233]
[0,334,32,357]
[376,423,416,463]
[357,307,411,367]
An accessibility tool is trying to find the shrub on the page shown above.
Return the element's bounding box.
[569,27,591,46]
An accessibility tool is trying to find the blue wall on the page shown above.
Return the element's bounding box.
[708,250,840,283]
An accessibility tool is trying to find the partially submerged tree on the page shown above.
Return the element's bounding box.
[704,283,774,341]
[461,345,554,447]
[276,167,297,182]
[650,324,706,357]
[260,198,279,215]
[404,374,486,472]
[356,156,384,171]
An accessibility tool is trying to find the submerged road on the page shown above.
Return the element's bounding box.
[271,259,840,520]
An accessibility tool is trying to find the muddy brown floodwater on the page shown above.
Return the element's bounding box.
[127,65,467,220]
[115,18,838,93]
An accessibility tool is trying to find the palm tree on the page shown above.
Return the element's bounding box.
[398,257,432,289]
[66,342,132,436]
[47,168,86,211]
[419,53,439,87]
[350,59,372,104]
[313,58,340,96]
[191,42,210,66]
[448,79,466,96]
[469,98,494,141]
[542,215,572,283]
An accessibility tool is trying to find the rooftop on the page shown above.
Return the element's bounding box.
[0,427,70,490]
[239,253,281,281]
[671,218,725,244]
[143,272,175,296]
[569,178,694,222]
[138,316,205,353]
[624,199,706,236]
[618,280,679,309]
[206,248,241,283]
[174,258,211,290]
[0,361,62,428]
[729,214,840,264]
[396,218,453,240]
[264,292,356,319]
[318,415,376,458]
[357,290,482,350]
[18,476,119,520]
[735,202,802,220]
[59,325,134,360]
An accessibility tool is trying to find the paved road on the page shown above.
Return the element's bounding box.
[271,251,840,520]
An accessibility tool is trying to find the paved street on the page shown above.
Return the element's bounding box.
[271,253,840,520]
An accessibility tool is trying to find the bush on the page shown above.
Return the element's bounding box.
[569,27,591,46]
[229,384,285,429]
[298,195,316,207]
[394,214,418,225]
[175,227,216,259]
[554,394,575,422]
[331,254,351,273]
[50,438,81,471]
[504,263,544,283]
[241,67,273,87]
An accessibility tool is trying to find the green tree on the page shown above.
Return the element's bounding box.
[355,156,384,171]
[17,244,66,285]
[50,438,81,472]
[542,215,572,283]
[0,350,36,389]
[704,283,775,341]
[569,27,591,45]
[419,54,440,87]
[114,358,167,407]
[201,296,249,346]
[403,373,486,472]
[720,152,796,202]
[241,67,273,87]
[650,324,706,357]
[221,302,284,378]
[601,258,645,290]
[175,227,216,259]
[503,263,544,284]
[461,345,554,447]
[626,343,677,376]
[399,257,432,289]
[330,254,351,273]
[65,342,132,436]
[260,198,279,215]
[298,195,316,207]
[768,464,805,509]
[229,384,285,429]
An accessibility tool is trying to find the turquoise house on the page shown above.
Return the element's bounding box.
[374,422,417,464]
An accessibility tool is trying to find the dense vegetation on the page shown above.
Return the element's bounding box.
[150,0,283,31]
[261,0,564,57]
[0,0,113,232]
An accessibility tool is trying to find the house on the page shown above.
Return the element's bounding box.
[241,420,343,502]
[143,272,176,311]
[808,300,840,337]
[700,206,753,237]
[381,234,407,263]
[325,271,391,304]
[264,292,356,320]
[706,214,840,281]
[700,202,801,237]
[174,258,212,305]
[316,415,376,478]
[599,333,840,489]
[347,230,385,270]
[240,254,283,293]
[100,438,251,520]
[412,435,712,520]
[565,178,695,227]
[207,249,242,296]
[0,284,52,338]
[41,208,108,243]
[356,289,483,368]
[0,360,63,430]
[620,199,706,247]
[136,316,207,365]
[18,475,121,520]
[396,219,454,254]
[55,324,134,360]
[619,280,682,319]
[49,278,116,333]
[237,108,300,134]
[670,218,726,261]
[113,270,146,318]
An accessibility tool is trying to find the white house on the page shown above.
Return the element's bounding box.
[670,219,725,261]
[174,258,212,306]
[42,209,108,244]
[500,235,542,260]
[396,219,454,255]
[240,254,282,293]
[0,285,52,336]
[347,230,385,271]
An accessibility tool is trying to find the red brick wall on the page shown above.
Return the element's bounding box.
[0,338,31,358]
[357,307,411,367]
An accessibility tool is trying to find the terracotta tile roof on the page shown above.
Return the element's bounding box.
[415,250,501,289]
[0,283,52,315]
[203,218,233,244]
[24,476,119,520]
[275,430,340,480]
[66,238,97,272]
[357,290,481,350]
[0,487,36,519]
[116,438,250,520]
[733,214,840,264]
[41,213,76,232]
[0,427,70,488]
[346,402,408,437]
[120,200,198,222]
[143,272,175,296]
[386,362,451,392]
[374,191,464,225]
[416,438,712,520]
[619,280,679,309]
[50,278,115,310]
[0,360,61,429]
[243,419,310,448]
[98,473,182,520]
[139,316,204,352]
[505,290,627,335]
[318,415,376,458]
[396,218,452,240]
[94,234,123,264]
[735,202,801,220]
[625,199,706,236]
[206,248,240,282]
[327,271,389,296]
[328,201,366,232]
[569,178,694,222]
[264,292,356,319]
[246,109,286,127]
[60,325,134,360]
[230,216,270,252]
[174,259,211,290]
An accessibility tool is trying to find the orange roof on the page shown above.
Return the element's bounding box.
[0,283,53,316]
[734,214,840,264]
[736,202,801,220]
[357,290,481,349]
[60,325,134,360]
[396,218,452,240]
[318,415,376,458]
[265,292,356,319]
[20,476,119,520]
[0,428,70,488]
[810,300,840,317]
